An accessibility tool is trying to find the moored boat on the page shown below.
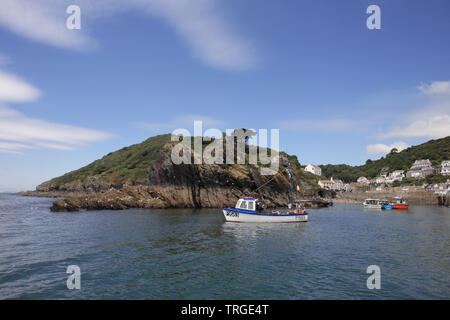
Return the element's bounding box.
[393,197,409,210]
[381,200,393,210]
[222,198,308,223]
[363,198,382,209]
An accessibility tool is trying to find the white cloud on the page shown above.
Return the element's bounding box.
[378,81,450,140]
[0,71,41,103]
[139,0,255,70]
[380,115,450,140]
[0,141,34,154]
[0,0,256,70]
[366,141,410,155]
[0,105,113,154]
[0,0,95,51]
[137,115,225,131]
[418,81,450,95]
[0,70,113,154]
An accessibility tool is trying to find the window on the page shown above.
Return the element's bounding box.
[248,201,254,210]
[240,201,248,209]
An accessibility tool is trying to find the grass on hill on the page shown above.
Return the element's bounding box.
[46,134,172,185]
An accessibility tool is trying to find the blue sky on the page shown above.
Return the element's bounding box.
[1,0,450,191]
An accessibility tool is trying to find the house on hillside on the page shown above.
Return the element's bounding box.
[386,170,405,183]
[380,167,390,177]
[318,179,334,189]
[421,166,437,177]
[304,164,322,176]
[441,160,450,176]
[318,177,346,191]
[333,178,345,191]
[406,169,423,179]
[411,159,432,170]
[357,176,370,184]
[376,176,386,184]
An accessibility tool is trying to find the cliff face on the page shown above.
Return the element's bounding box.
[32,134,323,212]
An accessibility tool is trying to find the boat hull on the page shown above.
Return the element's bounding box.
[222,208,308,223]
[363,204,382,209]
[393,204,409,210]
[382,204,393,210]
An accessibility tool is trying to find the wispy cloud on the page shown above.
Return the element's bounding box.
[378,81,450,140]
[380,115,450,140]
[0,105,113,154]
[418,81,450,95]
[0,70,113,154]
[0,0,95,51]
[0,141,34,154]
[366,141,410,155]
[0,0,256,70]
[139,0,256,70]
[0,70,41,103]
[136,114,225,131]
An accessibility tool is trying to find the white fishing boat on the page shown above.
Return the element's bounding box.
[363,198,382,209]
[222,198,308,223]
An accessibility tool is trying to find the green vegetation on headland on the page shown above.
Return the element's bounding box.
[43,134,172,187]
[320,136,450,182]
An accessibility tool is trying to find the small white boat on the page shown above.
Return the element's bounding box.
[222,198,308,223]
[363,198,382,209]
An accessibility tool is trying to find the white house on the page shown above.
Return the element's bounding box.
[391,170,404,179]
[318,177,346,191]
[387,170,404,183]
[375,176,386,184]
[406,169,423,179]
[318,179,334,189]
[305,164,322,176]
[357,176,370,184]
[441,160,450,176]
[411,159,432,170]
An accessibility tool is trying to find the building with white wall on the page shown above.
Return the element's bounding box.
[305,164,322,176]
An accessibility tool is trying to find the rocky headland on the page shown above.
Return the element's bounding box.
[22,134,332,212]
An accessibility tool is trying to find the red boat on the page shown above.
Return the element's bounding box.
[393,197,409,210]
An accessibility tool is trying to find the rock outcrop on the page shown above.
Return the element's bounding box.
[27,135,326,212]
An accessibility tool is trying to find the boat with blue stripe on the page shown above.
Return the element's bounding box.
[222,198,308,223]
[381,200,393,210]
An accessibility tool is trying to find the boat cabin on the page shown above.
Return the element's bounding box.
[394,197,407,204]
[235,197,257,212]
[364,199,380,205]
